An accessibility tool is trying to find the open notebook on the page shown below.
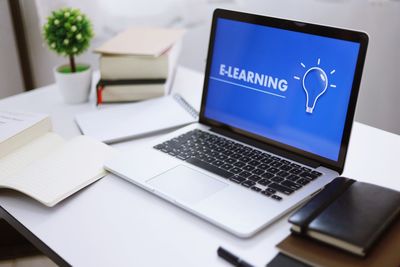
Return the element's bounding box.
[0,111,114,207]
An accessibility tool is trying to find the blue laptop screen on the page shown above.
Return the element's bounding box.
[203,18,360,161]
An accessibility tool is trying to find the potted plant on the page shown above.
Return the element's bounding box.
[43,8,94,104]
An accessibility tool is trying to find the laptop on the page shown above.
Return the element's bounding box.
[105,9,368,238]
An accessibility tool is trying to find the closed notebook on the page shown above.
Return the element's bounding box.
[289,177,400,256]
[277,217,400,267]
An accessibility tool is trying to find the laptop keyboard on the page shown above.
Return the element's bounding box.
[153,129,322,201]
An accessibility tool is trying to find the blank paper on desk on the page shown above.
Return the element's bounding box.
[75,95,198,144]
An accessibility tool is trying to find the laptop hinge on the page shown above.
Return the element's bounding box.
[210,127,320,169]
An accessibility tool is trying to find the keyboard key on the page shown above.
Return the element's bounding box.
[251,155,263,160]
[248,160,261,166]
[290,163,301,168]
[267,167,280,174]
[243,165,255,171]
[261,152,271,157]
[239,156,251,163]
[258,163,269,170]
[281,180,302,190]
[289,168,302,175]
[186,158,234,179]
[287,174,300,181]
[177,154,190,160]
[257,178,271,186]
[215,147,224,152]
[212,160,224,166]
[301,167,312,172]
[241,180,256,188]
[299,172,318,180]
[251,186,262,192]
[222,150,235,156]
[271,156,280,161]
[252,169,264,175]
[271,176,284,183]
[230,167,242,174]
[216,154,228,161]
[210,151,219,157]
[231,153,242,159]
[280,165,292,171]
[221,164,234,170]
[277,171,289,177]
[204,156,216,163]
[226,158,237,164]
[271,195,282,201]
[234,161,246,168]
[296,178,310,185]
[261,190,272,197]
[239,171,252,178]
[195,154,207,160]
[261,158,273,164]
[154,144,164,150]
[271,161,283,167]
[265,188,276,194]
[230,176,246,184]
[311,170,323,176]
[281,159,290,165]
[248,175,262,182]
[268,183,294,195]
[262,172,275,179]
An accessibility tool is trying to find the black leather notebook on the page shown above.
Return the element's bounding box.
[289,177,400,256]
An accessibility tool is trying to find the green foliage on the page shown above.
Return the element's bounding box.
[43,8,94,57]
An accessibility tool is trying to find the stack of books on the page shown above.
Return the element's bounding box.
[94,27,184,105]
[273,177,400,267]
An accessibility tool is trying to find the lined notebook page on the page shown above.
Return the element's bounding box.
[0,132,64,179]
[1,136,114,207]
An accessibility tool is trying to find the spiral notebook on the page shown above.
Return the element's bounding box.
[75,94,198,144]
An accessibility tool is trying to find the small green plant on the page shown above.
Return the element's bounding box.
[43,8,94,73]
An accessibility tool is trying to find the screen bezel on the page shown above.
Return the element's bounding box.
[199,9,369,174]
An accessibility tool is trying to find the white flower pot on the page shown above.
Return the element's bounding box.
[54,64,92,104]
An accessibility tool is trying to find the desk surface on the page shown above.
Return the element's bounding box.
[0,76,399,267]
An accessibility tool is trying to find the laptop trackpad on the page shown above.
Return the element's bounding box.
[147,165,228,205]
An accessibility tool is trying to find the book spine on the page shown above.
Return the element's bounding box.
[173,94,198,119]
[99,78,166,86]
[96,81,104,106]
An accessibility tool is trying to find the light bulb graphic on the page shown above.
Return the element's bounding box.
[294,58,336,114]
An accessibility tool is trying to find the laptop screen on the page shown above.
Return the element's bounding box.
[203,17,361,162]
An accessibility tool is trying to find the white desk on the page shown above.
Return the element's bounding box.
[0,79,399,267]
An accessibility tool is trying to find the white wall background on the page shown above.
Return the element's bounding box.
[16,0,400,134]
[0,0,24,99]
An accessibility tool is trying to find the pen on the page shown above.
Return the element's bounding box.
[217,246,254,267]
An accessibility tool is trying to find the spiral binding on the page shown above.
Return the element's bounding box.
[173,94,199,119]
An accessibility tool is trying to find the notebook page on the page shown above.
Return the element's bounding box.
[0,132,64,179]
[1,136,115,207]
[75,96,196,143]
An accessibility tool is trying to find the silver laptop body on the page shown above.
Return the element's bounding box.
[105,9,368,237]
